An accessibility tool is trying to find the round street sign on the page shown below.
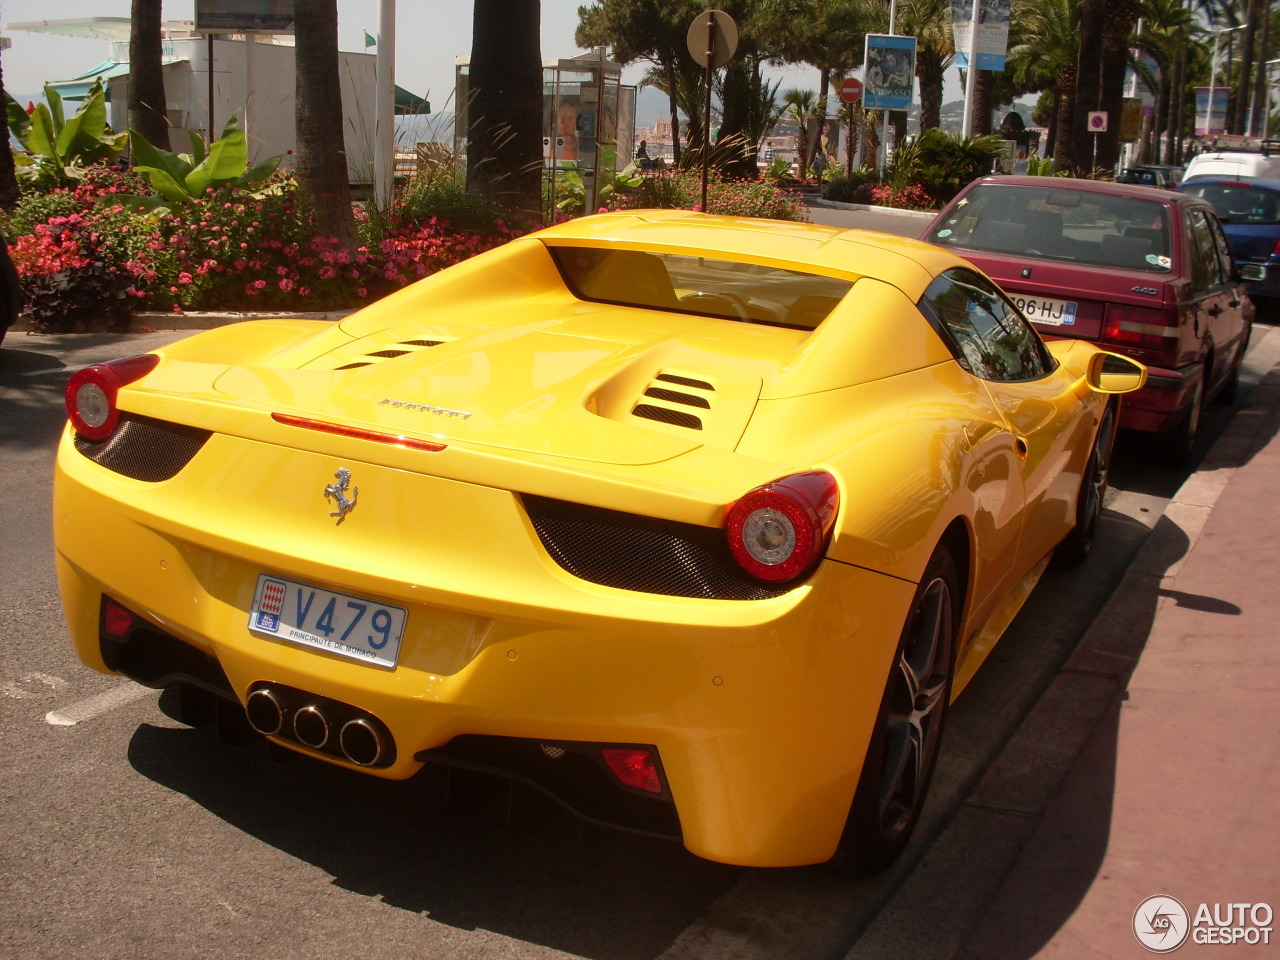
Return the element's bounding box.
[839,77,863,103]
[687,10,739,69]
[1088,111,1108,132]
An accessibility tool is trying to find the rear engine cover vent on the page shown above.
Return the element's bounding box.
[333,339,447,370]
[631,371,715,431]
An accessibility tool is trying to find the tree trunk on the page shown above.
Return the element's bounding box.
[1232,0,1262,134]
[973,70,993,136]
[665,60,682,166]
[1046,90,1061,158]
[804,67,830,177]
[1071,0,1105,175]
[717,60,755,177]
[1096,0,1141,173]
[1151,66,1170,165]
[1250,1,1272,136]
[1053,65,1078,173]
[467,0,542,215]
[1164,48,1184,165]
[128,0,170,149]
[918,50,943,131]
[0,53,21,211]
[294,1,357,249]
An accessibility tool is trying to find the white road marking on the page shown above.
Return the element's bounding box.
[46,683,153,726]
[0,672,69,699]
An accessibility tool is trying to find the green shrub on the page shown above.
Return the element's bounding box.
[887,130,1000,206]
[821,167,880,203]
[618,170,809,221]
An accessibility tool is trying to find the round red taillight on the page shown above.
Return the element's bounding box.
[726,471,840,583]
[65,355,160,441]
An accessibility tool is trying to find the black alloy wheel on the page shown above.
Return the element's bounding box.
[834,546,959,874]
[1055,401,1117,568]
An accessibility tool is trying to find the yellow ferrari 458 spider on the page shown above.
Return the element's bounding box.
[54,211,1144,870]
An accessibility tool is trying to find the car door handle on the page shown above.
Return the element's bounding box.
[1014,436,1029,459]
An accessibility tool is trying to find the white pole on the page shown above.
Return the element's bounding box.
[961,0,981,137]
[879,0,898,174]
[244,32,255,155]
[374,0,397,209]
[1205,30,1221,138]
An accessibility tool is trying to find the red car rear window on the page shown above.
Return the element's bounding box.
[928,184,1173,274]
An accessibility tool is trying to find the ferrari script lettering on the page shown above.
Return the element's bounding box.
[378,398,471,419]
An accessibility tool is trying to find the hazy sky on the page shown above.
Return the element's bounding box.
[0,1,827,112]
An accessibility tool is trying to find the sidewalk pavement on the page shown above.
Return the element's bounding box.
[850,363,1280,958]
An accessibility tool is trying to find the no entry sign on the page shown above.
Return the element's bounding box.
[839,76,863,103]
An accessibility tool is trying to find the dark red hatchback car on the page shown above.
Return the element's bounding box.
[922,176,1253,462]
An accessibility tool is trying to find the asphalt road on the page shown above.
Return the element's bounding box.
[2,231,1276,960]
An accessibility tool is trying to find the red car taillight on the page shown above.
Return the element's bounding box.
[65,354,160,441]
[725,471,839,583]
[1101,304,1180,350]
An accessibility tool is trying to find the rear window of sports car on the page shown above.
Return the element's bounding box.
[548,246,854,329]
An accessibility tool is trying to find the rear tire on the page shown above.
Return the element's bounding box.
[832,546,959,875]
[1162,378,1204,468]
[1055,402,1116,567]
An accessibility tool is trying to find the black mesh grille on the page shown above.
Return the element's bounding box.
[74,414,211,482]
[632,404,703,430]
[400,339,444,347]
[522,494,788,600]
[335,361,373,369]
[655,373,714,391]
[643,387,710,408]
[367,349,410,358]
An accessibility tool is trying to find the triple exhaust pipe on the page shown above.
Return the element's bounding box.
[245,684,393,768]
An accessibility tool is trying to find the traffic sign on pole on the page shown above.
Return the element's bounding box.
[839,77,863,104]
[1087,111,1108,132]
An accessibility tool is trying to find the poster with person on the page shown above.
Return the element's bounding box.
[863,34,917,111]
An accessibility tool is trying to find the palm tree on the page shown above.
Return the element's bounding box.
[1130,0,1196,166]
[896,0,954,131]
[294,0,356,249]
[781,88,818,178]
[467,0,542,214]
[128,0,169,148]
[1096,0,1144,171]
[1006,0,1081,160]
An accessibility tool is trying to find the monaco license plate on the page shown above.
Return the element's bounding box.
[249,574,406,669]
[1012,294,1077,326]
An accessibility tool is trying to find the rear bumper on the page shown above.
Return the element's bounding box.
[1118,361,1204,433]
[53,427,916,867]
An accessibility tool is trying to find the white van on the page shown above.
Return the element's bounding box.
[1183,139,1280,181]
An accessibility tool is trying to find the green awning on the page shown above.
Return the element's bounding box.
[47,59,133,101]
[395,86,430,116]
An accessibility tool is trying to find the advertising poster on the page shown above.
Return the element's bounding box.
[1194,87,1230,136]
[951,0,1010,71]
[863,35,917,111]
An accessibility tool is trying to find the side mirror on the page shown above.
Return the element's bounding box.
[1240,263,1266,282]
[1086,351,1147,394]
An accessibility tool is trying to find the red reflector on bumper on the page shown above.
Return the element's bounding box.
[103,598,135,638]
[601,748,662,793]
